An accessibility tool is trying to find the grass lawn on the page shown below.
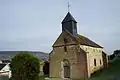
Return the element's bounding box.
[90,58,120,80]
[39,76,46,80]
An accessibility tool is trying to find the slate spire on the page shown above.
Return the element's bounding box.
[62,12,77,35]
[62,12,77,23]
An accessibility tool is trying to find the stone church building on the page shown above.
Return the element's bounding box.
[49,12,108,79]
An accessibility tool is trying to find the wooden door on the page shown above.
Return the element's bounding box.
[64,65,70,78]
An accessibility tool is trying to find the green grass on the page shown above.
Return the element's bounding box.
[39,76,46,80]
[90,58,120,80]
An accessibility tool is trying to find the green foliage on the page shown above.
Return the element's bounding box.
[10,52,40,80]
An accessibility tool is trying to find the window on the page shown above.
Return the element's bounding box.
[94,59,96,66]
[64,38,67,52]
[64,46,67,52]
[100,60,101,65]
[64,38,68,44]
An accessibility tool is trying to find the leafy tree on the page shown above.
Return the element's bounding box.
[113,50,120,56]
[109,54,115,60]
[10,52,40,80]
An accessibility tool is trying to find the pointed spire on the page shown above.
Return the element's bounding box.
[62,12,77,23]
[62,12,78,35]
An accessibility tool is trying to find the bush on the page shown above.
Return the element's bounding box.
[10,52,40,80]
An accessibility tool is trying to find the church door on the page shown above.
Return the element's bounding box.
[63,59,70,78]
[64,65,70,78]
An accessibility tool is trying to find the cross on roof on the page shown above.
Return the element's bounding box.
[68,1,71,12]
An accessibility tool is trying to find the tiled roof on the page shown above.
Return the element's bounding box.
[65,31,103,48]
[76,34,103,48]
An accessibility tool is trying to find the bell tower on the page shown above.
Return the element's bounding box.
[62,12,77,35]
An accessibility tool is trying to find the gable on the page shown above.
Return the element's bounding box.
[1,64,9,72]
[52,31,77,47]
[0,64,6,71]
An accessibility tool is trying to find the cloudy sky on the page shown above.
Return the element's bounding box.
[0,0,120,54]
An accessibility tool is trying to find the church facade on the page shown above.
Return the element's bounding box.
[49,12,108,79]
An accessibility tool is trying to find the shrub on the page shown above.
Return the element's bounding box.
[10,52,40,80]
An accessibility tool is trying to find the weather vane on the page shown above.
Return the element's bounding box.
[68,1,71,12]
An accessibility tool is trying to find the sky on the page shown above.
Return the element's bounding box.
[0,0,120,54]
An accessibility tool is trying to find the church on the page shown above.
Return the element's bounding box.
[49,12,108,79]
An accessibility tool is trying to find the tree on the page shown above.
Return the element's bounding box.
[10,52,40,80]
[113,50,120,57]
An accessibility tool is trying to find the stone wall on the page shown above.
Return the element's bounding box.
[80,45,103,76]
[50,44,88,79]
